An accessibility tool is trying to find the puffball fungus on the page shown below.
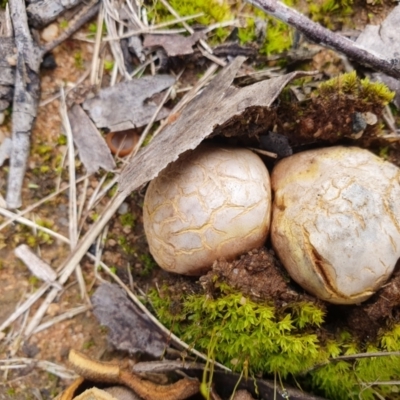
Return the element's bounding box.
[271,146,400,305]
[143,144,272,275]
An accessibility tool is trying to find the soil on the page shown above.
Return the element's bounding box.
[0,1,399,399]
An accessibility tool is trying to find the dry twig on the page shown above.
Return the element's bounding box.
[247,0,400,79]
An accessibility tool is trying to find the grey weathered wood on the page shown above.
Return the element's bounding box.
[0,37,15,86]
[0,85,13,101]
[83,75,175,131]
[6,0,101,208]
[92,283,167,357]
[15,244,60,289]
[27,0,83,28]
[68,104,116,174]
[7,0,42,209]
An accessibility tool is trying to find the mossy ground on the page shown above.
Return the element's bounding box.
[149,269,400,400]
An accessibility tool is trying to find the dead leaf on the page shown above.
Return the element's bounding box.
[83,75,175,131]
[119,56,316,196]
[143,32,205,57]
[68,104,116,174]
[92,283,168,358]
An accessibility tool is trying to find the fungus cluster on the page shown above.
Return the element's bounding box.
[143,144,400,304]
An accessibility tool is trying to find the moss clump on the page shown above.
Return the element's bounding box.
[150,283,325,377]
[237,3,294,55]
[277,71,395,146]
[149,281,400,399]
[310,327,400,399]
[318,71,395,107]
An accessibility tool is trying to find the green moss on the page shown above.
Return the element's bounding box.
[138,253,157,277]
[237,4,293,55]
[59,19,69,29]
[147,0,232,44]
[150,283,324,377]
[104,60,114,72]
[57,134,67,146]
[74,51,84,70]
[108,184,118,197]
[148,0,232,28]
[308,0,354,29]
[82,339,96,349]
[119,212,136,228]
[318,71,394,106]
[149,282,400,399]
[117,235,136,255]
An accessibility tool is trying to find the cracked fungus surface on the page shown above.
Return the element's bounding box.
[143,144,271,275]
[271,146,400,304]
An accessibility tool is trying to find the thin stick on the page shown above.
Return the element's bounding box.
[0,174,89,232]
[42,0,100,54]
[23,192,126,337]
[32,305,91,334]
[60,88,87,300]
[0,284,50,335]
[90,3,105,86]
[39,68,91,107]
[246,0,400,79]
[0,208,69,244]
[0,358,77,380]
[333,351,400,361]
[103,13,204,41]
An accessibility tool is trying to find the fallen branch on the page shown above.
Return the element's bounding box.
[7,0,42,209]
[6,0,99,209]
[246,0,400,80]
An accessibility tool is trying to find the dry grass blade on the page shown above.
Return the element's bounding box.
[0,175,90,232]
[33,305,91,334]
[60,88,87,301]
[103,13,205,41]
[90,3,105,86]
[0,358,77,380]
[0,284,50,337]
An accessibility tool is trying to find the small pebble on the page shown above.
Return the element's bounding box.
[352,112,367,133]
[41,23,59,43]
[122,226,131,234]
[363,111,378,125]
[118,202,129,215]
[47,303,60,317]
[107,239,117,247]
